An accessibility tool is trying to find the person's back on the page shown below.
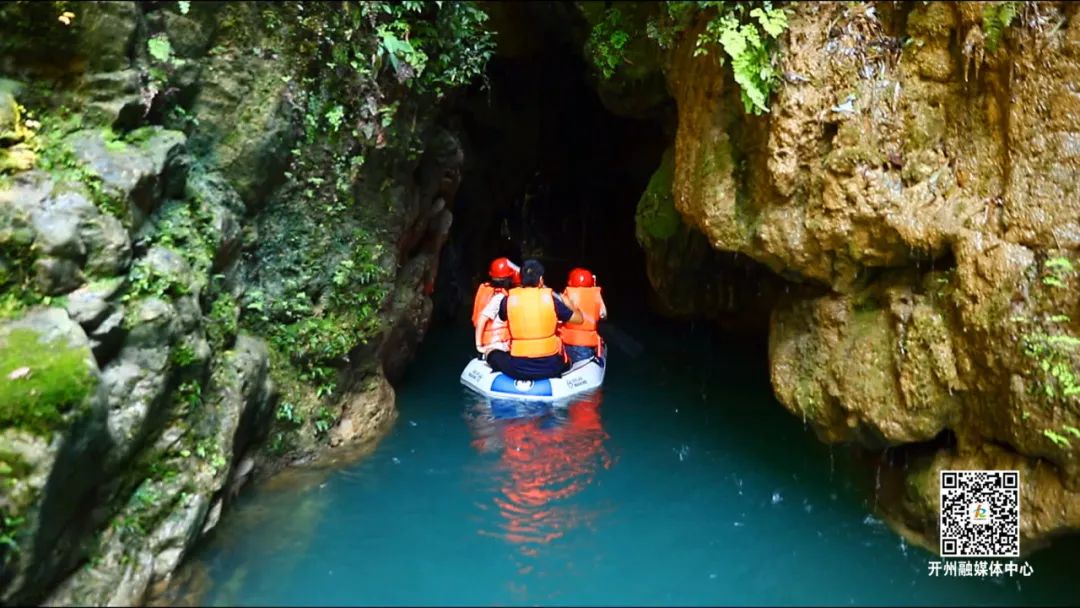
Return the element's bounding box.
[558,268,606,362]
[506,286,561,358]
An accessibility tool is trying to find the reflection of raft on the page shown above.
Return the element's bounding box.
[460,345,607,402]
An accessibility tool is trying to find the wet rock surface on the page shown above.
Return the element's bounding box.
[1,1,465,604]
[630,0,1080,551]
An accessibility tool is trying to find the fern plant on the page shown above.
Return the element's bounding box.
[983,1,1019,54]
[587,1,789,115]
[694,3,788,115]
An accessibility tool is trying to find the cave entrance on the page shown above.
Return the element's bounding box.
[431,3,671,322]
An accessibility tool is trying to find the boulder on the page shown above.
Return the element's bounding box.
[88,308,126,364]
[64,278,122,330]
[33,257,83,295]
[0,89,21,145]
[80,211,132,276]
[30,190,92,260]
[77,1,139,72]
[79,70,150,130]
[66,128,187,228]
[0,308,109,606]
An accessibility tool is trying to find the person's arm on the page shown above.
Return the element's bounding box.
[474,318,486,353]
[599,295,608,321]
[476,295,503,353]
[554,293,583,325]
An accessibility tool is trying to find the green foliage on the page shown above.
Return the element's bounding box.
[0,328,96,436]
[588,1,788,115]
[1019,255,1080,404]
[0,512,25,565]
[121,257,190,304]
[170,342,197,369]
[1021,332,1080,401]
[206,292,240,351]
[147,34,173,63]
[246,228,389,404]
[275,401,302,425]
[313,406,335,436]
[983,1,1019,54]
[588,8,632,79]
[175,380,202,411]
[325,104,345,132]
[0,208,42,320]
[1043,428,1070,448]
[696,4,788,114]
[27,112,127,222]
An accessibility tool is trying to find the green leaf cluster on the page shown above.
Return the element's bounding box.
[587,1,789,115]
[983,1,1019,54]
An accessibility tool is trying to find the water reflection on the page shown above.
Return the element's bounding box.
[464,391,614,558]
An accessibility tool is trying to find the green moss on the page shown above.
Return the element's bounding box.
[0,327,96,435]
[635,148,680,243]
[0,210,42,319]
[206,292,239,351]
[32,115,127,221]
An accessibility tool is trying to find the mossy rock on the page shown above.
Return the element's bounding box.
[0,322,96,436]
[635,147,680,243]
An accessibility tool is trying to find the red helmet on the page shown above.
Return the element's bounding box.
[489,257,519,281]
[567,267,595,287]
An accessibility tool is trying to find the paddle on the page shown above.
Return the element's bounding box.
[598,321,643,359]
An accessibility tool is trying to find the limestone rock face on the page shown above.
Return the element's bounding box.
[1,1,472,603]
[639,0,1080,551]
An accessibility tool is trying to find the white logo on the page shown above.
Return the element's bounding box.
[514,380,534,391]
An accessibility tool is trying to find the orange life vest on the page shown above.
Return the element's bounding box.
[506,287,562,358]
[472,283,510,346]
[558,286,603,347]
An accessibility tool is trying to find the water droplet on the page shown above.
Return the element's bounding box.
[675,444,691,461]
[772,491,783,505]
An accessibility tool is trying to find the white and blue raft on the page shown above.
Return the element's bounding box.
[460,346,607,402]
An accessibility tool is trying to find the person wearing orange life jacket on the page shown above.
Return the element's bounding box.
[558,267,607,363]
[472,257,521,354]
[484,259,584,381]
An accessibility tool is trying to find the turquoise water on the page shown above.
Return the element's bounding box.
[170,319,1078,606]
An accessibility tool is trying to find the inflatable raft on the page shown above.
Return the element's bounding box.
[460,346,607,402]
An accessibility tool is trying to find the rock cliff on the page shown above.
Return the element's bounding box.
[625,0,1080,553]
[0,2,487,604]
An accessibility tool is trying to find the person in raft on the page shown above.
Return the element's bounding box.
[557,267,607,363]
[472,257,521,354]
[477,259,584,381]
